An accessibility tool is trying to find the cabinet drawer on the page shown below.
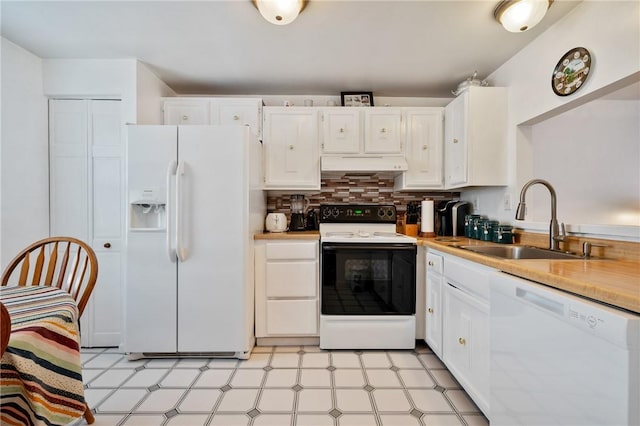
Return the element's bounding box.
[426,252,443,275]
[266,242,317,260]
[266,299,318,335]
[445,255,492,302]
[266,261,317,297]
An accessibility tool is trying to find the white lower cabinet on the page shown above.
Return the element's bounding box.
[425,251,443,357]
[428,250,492,417]
[255,240,319,337]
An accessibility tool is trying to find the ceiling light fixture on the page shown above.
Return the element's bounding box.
[494,0,553,32]
[253,0,307,26]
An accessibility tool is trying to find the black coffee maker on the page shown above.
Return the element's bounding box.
[436,200,470,237]
[289,194,308,231]
[305,209,319,231]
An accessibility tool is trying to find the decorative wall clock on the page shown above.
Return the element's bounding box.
[552,47,592,96]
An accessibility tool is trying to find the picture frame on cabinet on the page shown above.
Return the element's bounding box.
[341,91,374,107]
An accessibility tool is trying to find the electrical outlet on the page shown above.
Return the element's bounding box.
[503,194,512,211]
[473,197,480,211]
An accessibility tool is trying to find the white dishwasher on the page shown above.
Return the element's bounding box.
[490,271,640,426]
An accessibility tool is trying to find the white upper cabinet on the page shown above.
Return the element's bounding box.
[395,108,444,190]
[163,97,263,138]
[211,99,263,139]
[364,108,403,153]
[321,107,403,155]
[321,108,361,154]
[262,107,320,190]
[444,86,507,189]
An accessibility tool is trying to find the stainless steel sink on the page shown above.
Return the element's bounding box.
[455,245,583,260]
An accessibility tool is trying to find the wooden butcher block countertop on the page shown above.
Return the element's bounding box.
[418,236,640,315]
[254,231,320,240]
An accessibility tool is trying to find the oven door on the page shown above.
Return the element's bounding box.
[321,242,417,315]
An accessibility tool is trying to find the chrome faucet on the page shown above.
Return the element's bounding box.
[515,179,567,251]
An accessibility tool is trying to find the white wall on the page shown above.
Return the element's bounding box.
[462,1,640,240]
[136,62,176,125]
[42,59,138,123]
[530,98,640,227]
[0,38,49,268]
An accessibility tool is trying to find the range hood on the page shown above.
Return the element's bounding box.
[321,156,408,173]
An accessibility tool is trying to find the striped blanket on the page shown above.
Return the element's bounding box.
[1,286,86,426]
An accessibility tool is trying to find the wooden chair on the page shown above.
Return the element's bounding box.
[1,302,9,357]
[1,236,98,424]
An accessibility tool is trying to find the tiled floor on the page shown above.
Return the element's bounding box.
[77,342,488,426]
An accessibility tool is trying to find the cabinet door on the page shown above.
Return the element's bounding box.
[88,100,123,347]
[403,109,444,188]
[321,108,361,154]
[364,109,402,153]
[425,274,443,357]
[444,94,468,188]
[263,108,320,189]
[266,299,318,335]
[442,281,490,414]
[163,100,210,125]
[213,100,262,139]
[266,261,317,298]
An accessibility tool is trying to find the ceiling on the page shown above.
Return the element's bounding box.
[1,0,582,97]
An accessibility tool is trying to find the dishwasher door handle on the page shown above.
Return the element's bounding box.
[516,287,564,315]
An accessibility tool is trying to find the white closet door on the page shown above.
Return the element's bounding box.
[49,100,89,240]
[49,98,123,348]
[88,100,123,347]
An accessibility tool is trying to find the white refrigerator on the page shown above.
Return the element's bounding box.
[124,125,265,358]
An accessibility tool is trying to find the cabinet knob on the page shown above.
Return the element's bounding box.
[339,128,345,133]
[453,138,459,144]
[289,145,294,150]
[380,128,387,133]
[422,145,428,150]
[104,242,111,248]
[182,115,189,121]
[233,115,240,120]
[458,337,466,345]
[427,307,433,314]
[428,261,434,266]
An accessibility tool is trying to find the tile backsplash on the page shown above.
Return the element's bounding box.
[267,174,458,220]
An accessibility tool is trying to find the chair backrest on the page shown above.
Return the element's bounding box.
[1,237,98,316]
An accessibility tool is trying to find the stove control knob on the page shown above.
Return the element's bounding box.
[386,209,394,217]
[377,209,385,217]
[332,208,340,218]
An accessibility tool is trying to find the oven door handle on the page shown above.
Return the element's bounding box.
[322,243,417,251]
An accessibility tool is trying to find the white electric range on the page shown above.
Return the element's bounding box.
[319,204,417,349]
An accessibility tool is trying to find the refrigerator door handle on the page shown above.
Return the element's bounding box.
[166,160,177,262]
[176,160,187,262]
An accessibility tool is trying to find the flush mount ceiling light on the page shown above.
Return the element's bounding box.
[494,0,553,32]
[253,0,307,25]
